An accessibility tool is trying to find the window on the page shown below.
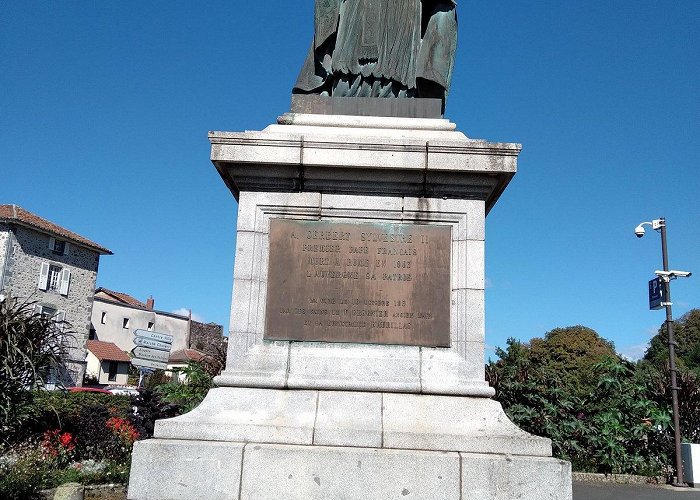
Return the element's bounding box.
[147,321,154,331]
[40,305,57,318]
[100,311,107,324]
[38,262,71,295]
[123,318,130,329]
[35,306,66,343]
[49,237,69,256]
[108,361,118,382]
[47,265,61,292]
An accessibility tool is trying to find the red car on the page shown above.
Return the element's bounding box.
[67,387,112,394]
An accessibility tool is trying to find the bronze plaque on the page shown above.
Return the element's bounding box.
[264,219,451,347]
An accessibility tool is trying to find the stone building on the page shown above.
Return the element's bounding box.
[0,204,112,386]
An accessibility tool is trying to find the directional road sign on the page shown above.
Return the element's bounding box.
[132,346,170,363]
[131,357,168,371]
[649,277,664,310]
[133,336,172,352]
[133,329,173,344]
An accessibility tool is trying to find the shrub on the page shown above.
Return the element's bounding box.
[156,362,213,413]
[129,389,180,439]
[0,294,73,438]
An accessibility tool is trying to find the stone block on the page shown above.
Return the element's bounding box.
[287,342,420,392]
[236,191,321,232]
[461,453,572,500]
[229,278,253,335]
[128,439,244,500]
[216,342,289,389]
[240,444,460,500]
[383,393,551,456]
[449,239,485,291]
[232,231,256,280]
[313,391,382,447]
[154,387,316,444]
[466,239,485,290]
[421,348,494,397]
[427,140,520,173]
[53,483,84,500]
[450,289,485,343]
[320,193,404,220]
[452,341,487,377]
[210,131,302,165]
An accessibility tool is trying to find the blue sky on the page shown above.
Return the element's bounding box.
[1,1,697,360]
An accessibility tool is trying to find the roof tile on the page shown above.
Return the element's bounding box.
[0,204,112,254]
[86,340,131,362]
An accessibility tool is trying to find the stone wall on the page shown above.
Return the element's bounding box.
[0,223,10,288]
[3,224,100,385]
[189,320,225,354]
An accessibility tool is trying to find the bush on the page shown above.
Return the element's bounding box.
[0,294,73,436]
[5,391,132,447]
[488,337,675,477]
[156,362,213,413]
[129,389,180,439]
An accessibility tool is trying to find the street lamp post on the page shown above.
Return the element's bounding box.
[635,217,692,486]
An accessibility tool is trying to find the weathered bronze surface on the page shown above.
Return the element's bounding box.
[293,0,458,113]
[265,219,451,346]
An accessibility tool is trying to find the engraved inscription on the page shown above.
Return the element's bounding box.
[265,219,451,347]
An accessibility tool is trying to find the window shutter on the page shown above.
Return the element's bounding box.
[59,269,71,296]
[49,237,56,251]
[63,242,70,255]
[55,310,67,345]
[38,262,50,290]
[56,310,66,333]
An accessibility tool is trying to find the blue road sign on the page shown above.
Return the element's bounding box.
[649,277,664,310]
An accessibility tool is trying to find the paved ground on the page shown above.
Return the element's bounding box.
[574,481,700,500]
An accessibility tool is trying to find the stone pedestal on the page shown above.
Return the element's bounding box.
[128,113,572,499]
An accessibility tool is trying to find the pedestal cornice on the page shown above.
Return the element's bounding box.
[209,115,520,214]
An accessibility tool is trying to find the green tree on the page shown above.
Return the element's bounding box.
[582,358,671,475]
[528,325,617,397]
[488,332,674,477]
[487,338,587,465]
[644,309,700,374]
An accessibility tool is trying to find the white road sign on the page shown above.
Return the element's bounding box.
[133,329,173,344]
[133,336,172,352]
[131,357,168,371]
[132,347,170,363]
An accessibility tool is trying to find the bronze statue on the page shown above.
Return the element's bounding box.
[294,0,458,106]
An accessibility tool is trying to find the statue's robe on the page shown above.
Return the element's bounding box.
[294,0,457,101]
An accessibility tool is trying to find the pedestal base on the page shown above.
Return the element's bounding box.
[129,440,571,500]
[128,387,572,499]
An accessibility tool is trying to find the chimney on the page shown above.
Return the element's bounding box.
[146,296,154,310]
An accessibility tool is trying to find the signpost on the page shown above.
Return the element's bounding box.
[132,346,170,363]
[648,277,664,310]
[132,358,168,371]
[132,329,174,386]
[132,329,173,344]
[133,336,172,351]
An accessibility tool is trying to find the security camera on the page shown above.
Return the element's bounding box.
[655,270,692,279]
[669,270,692,278]
[634,225,645,238]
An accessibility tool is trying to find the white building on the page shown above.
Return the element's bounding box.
[90,288,191,355]
[85,339,131,385]
[0,205,112,386]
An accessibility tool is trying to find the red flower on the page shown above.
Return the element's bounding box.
[106,416,139,445]
[59,432,75,450]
